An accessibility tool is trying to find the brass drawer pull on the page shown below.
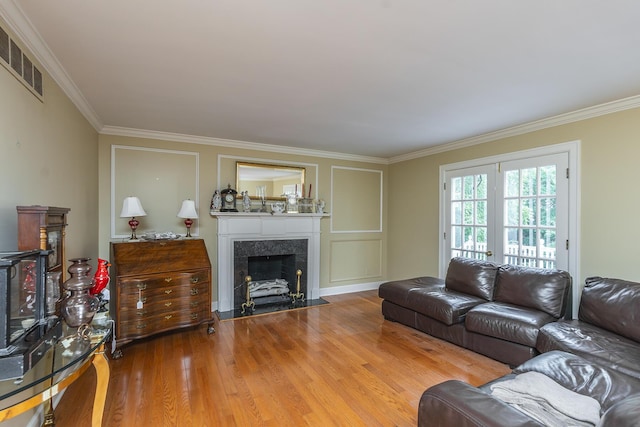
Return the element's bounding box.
[190,288,199,296]
[190,277,200,284]
[190,301,199,307]
[164,277,173,283]
[164,289,173,294]
[137,283,147,290]
[136,324,147,329]
[164,302,172,307]
[164,315,173,320]
[191,313,198,320]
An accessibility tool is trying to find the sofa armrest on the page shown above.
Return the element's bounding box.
[418,380,544,427]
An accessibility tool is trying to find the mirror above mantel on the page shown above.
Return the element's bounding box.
[236,162,306,201]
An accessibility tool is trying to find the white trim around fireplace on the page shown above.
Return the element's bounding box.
[212,212,328,312]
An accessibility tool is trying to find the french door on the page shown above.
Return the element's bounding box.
[443,152,569,272]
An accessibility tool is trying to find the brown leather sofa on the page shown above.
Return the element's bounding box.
[417,275,640,426]
[379,257,572,366]
[419,351,640,426]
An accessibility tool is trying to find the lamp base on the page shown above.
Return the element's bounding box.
[128,217,140,240]
[184,218,194,238]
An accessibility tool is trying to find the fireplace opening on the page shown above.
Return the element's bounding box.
[247,254,296,306]
[233,239,308,312]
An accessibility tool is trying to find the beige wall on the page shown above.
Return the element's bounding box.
[387,107,640,285]
[0,24,99,263]
[98,134,388,301]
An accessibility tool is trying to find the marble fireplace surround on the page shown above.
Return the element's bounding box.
[212,213,324,312]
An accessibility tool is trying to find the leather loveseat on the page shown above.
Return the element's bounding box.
[379,257,572,366]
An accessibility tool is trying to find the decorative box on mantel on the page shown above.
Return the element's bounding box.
[210,212,328,312]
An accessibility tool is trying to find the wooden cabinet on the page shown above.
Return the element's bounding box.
[17,206,70,281]
[110,239,215,355]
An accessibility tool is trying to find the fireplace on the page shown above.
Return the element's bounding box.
[233,239,308,309]
[213,213,323,312]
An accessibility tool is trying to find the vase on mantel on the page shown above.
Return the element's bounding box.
[60,258,99,327]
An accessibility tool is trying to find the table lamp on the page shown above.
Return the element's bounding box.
[177,199,198,238]
[120,196,147,240]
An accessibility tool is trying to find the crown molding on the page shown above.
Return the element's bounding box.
[0,1,103,130]
[101,126,390,165]
[389,94,640,164]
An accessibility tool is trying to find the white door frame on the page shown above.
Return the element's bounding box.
[439,140,581,315]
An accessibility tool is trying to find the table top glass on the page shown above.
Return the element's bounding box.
[0,316,112,410]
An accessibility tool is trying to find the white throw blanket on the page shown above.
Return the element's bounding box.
[490,371,601,427]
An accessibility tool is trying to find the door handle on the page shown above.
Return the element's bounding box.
[485,250,493,257]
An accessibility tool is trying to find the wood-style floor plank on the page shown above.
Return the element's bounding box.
[53,290,510,426]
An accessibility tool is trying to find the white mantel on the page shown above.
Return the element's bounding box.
[211,212,326,312]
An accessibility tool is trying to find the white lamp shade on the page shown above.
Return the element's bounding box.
[177,199,198,219]
[120,196,147,217]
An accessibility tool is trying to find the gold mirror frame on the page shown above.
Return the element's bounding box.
[236,162,306,201]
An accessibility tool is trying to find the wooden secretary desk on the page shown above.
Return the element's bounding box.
[110,239,215,357]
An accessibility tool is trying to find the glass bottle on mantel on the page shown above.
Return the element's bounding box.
[60,258,99,327]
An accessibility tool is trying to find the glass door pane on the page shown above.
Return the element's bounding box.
[445,165,495,261]
[498,153,568,270]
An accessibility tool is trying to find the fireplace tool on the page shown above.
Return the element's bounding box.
[241,275,255,314]
[290,269,305,304]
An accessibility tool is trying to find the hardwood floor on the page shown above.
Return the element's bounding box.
[54,290,510,426]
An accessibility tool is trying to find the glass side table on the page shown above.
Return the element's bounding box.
[0,317,113,426]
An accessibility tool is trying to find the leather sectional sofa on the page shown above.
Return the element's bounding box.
[379,258,640,426]
[379,257,572,366]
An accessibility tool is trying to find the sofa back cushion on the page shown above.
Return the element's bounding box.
[445,257,499,301]
[579,277,640,343]
[493,265,571,318]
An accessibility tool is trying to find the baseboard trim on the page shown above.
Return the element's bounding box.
[320,281,382,297]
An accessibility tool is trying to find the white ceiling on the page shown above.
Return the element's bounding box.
[5,1,640,160]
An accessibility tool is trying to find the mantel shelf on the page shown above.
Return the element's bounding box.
[210,211,329,218]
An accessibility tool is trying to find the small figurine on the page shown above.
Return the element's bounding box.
[90,258,111,295]
[242,191,252,213]
[211,190,222,212]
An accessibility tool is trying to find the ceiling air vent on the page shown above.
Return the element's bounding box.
[0,23,43,100]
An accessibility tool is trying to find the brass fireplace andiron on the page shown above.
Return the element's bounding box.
[241,275,255,314]
[290,269,305,304]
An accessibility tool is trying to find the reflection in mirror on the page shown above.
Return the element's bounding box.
[236,162,306,200]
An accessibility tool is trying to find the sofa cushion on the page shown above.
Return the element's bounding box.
[599,393,640,426]
[445,257,499,301]
[406,288,486,325]
[537,320,640,381]
[493,265,571,318]
[465,302,554,347]
[579,276,640,343]
[514,350,640,412]
[378,276,445,307]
